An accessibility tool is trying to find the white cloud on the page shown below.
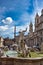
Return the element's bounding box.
[8,26,14,34]
[2,17,13,24]
[0,25,14,38]
[33,0,43,16]
[0,25,8,31]
[20,12,30,22]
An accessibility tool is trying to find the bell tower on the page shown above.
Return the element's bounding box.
[35,13,39,31]
[29,22,33,34]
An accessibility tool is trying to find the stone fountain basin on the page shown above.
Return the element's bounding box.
[1,51,43,65]
[0,57,43,65]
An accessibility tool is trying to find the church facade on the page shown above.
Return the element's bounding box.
[14,9,43,48]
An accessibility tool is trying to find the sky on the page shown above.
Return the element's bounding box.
[0,0,43,38]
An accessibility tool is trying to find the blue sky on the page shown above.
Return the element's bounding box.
[0,0,43,38]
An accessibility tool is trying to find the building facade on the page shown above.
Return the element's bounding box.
[14,9,43,48]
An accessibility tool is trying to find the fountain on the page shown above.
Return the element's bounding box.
[0,30,43,65]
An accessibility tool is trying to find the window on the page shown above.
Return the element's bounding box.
[40,32,42,36]
[41,37,42,42]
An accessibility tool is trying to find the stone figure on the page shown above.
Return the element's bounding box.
[18,28,30,57]
[19,28,27,51]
